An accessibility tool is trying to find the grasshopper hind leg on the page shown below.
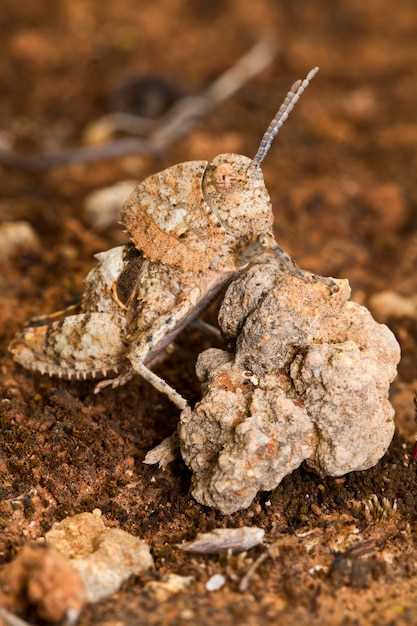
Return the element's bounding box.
[10,311,126,382]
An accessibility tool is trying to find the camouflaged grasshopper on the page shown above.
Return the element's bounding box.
[10,68,324,409]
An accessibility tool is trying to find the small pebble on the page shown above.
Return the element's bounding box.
[84,181,137,230]
[0,221,40,261]
[145,574,194,602]
[206,574,226,592]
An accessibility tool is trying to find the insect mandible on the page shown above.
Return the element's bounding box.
[10,67,326,409]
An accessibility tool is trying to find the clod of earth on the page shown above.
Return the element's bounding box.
[179,253,401,514]
[45,509,153,603]
[0,545,86,623]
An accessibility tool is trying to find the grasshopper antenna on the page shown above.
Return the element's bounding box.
[251,66,319,168]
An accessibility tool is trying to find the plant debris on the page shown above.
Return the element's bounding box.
[0,39,276,171]
[145,574,194,602]
[178,527,265,554]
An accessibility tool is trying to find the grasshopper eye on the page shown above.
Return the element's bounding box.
[212,163,239,192]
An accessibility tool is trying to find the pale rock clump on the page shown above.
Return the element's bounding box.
[84,181,137,231]
[179,254,400,514]
[45,510,153,603]
[0,221,40,261]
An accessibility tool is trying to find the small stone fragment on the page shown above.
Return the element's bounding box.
[206,574,226,591]
[145,574,194,602]
[84,181,137,230]
[0,545,85,623]
[0,222,40,262]
[83,117,116,145]
[369,290,417,321]
[46,510,153,603]
[178,527,265,554]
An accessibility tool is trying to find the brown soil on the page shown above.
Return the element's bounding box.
[1,1,417,625]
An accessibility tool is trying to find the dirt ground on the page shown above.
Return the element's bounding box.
[1,1,417,624]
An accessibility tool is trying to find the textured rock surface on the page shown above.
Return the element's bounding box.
[179,254,400,514]
[46,510,153,603]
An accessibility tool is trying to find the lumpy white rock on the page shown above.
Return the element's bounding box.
[179,254,400,514]
[84,181,137,230]
[45,510,153,603]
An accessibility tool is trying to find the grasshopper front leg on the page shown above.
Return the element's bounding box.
[271,244,340,294]
[95,358,188,408]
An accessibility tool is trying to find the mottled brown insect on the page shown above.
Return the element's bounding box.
[10,68,324,408]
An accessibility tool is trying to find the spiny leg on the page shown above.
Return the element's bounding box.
[95,362,188,409]
[271,244,339,294]
[94,368,134,393]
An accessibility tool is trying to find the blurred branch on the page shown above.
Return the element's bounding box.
[0,39,277,172]
[0,608,33,626]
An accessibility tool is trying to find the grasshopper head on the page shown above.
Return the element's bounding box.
[121,67,319,272]
[202,152,273,245]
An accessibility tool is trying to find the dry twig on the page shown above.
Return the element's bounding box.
[0,39,277,172]
[0,609,33,626]
[239,549,271,592]
[178,527,265,554]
